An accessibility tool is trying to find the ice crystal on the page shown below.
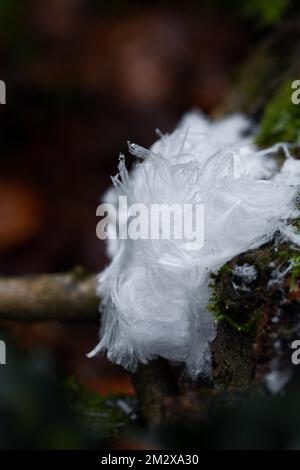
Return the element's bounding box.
[232,264,258,283]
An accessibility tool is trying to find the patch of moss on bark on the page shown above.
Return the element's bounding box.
[210,242,300,389]
[241,0,292,27]
[217,16,300,119]
[255,81,300,146]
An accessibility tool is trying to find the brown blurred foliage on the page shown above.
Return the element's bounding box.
[0,1,249,397]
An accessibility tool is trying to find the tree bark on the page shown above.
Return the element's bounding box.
[132,358,179,427]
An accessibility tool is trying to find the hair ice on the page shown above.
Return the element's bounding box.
[89,111,300,379]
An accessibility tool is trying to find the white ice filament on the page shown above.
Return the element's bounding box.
[90,111,300,379]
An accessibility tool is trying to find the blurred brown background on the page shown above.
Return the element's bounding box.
[0,0,251,396]
[0,0,249,275]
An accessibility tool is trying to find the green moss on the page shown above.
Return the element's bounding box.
[256,81,300,146]
[218,263,232,276]
[213,311,260,334]
[207,284,222,318]
[65,377,135,443]
[242,0,291,27]
[289,254,300,290]
[208,264,232,318]
[278,250,295,260]
[211,0,294,27]
[208,264,259,334]
[294,218,300,233]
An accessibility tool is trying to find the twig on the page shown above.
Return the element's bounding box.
[0,271,216,427]
[0,269,98,321]
[132,358,179,427]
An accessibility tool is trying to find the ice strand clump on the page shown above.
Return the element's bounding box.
[88,111,300,379]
